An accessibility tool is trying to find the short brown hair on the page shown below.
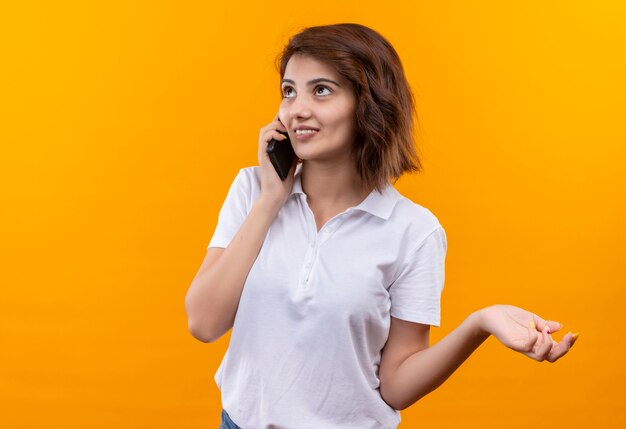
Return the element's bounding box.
[275,23,422,194]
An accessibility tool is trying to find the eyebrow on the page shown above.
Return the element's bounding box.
[280,78,341,87]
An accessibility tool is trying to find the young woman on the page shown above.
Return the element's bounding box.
[185,23,578,429]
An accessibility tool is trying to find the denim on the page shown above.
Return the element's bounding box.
[219,409,243,429]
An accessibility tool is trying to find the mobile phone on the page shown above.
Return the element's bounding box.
[267,130,296,181]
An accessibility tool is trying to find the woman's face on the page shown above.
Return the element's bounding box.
[278,54,358,164]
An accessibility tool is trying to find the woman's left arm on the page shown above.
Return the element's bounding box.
[380,305,579,410]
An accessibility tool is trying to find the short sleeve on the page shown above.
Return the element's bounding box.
[207,168,251,249]
[389,226,447,327]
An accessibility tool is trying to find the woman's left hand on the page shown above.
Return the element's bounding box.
[477,304,579,362]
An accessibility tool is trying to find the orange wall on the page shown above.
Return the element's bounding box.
[1,1,624,428]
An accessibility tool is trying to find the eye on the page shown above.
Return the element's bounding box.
[281,85,333,98]
[315,85,332,96]
[282,86,295,98]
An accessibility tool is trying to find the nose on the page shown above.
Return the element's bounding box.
[287,93,312,121]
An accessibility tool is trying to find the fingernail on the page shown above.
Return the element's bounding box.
[545,325,550,334]
[571,332,580,340]
[530,321,536,330]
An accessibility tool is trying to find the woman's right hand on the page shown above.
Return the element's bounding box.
[257,112,298,209]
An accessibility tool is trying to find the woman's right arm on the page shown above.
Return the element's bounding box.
[184,113,296,343]
[184,196,282,343]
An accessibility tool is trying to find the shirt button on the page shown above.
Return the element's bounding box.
[310,242,315,248]
[325,228,332,233]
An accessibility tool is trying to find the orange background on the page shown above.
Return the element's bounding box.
[1,1,624,428]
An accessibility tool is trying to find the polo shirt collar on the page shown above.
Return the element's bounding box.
[289,163,401,220]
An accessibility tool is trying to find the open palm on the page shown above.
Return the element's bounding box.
[479,304,578,363]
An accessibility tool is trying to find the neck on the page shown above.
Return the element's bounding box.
[300,160,372,209]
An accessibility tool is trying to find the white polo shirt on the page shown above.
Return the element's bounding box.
[208,163,447,429]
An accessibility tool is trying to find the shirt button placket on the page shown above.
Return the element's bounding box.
[302,240,317,288]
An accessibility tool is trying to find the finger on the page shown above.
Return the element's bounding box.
[274,112,287,129]
[261,123,286,135]
[260,129,287,144]
[270,119,287,133]
[262,114,285,132]
[530,314,546,332]
[529,324,547,358]
[563,331,580,348]
[266,130,287,143]
[547,332,573,362]
[524,322,541,354]
[530,315,562,335]
[536,325,553,361]
[542,320,562,334]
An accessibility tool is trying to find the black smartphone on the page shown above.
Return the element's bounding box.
[267,130,296,181]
